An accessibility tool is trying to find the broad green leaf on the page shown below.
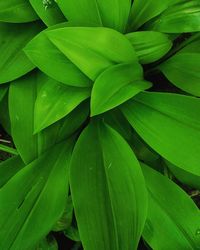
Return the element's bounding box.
[0,0,38,23]
[9,72,40,164]
[127,0,180,31]
[126,31,172,64]
[34,76,90,133]
[159,37,200,96]
[57,0,131,32]
[165,160,200,190]
[29,0,65,27]
[91,63,151,116]
[147,1,200,33]
[46,27,137,80]
[160,53,200,96]
[0,141,72,250]
[70,121,147,250]
[121,91,200,176]
[24,23,92,87]
[141,163,200,250]
[0,156,24,188]
[0,22,43,84]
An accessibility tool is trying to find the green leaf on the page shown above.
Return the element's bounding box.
[165,160,200,190]
[0,0,38,23]
[70,120,147,250]
[159,37,200,96]
[57,0,131,32]
[46,27,137,80]
[0,92,11,135]
[34,76,90,133]
[141,163,200,250]
[127,0,179,31]
[29,0,65,27]
[126,31,172,64]
[9,72,40,164]
[147,1,200,33]
[91,63,151,116]
[0,141,72,250]
[0,156,24,188]
[0,22,43,84]
[24,23,92,87]
[121,91,200,176]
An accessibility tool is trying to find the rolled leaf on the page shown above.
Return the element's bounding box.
[126,31,172,64]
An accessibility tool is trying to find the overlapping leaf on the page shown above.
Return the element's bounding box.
[126,31,172,64]
[146,0,200,33]
[0,21,43,84]
[91,63,151,116]
[142,163,200,250]
[29,0,65,27]
[0,141,72,250]
[46,27,137,80]
[0,0,38,23]
[159,34,200,96]
[24,23,92,87]
[70,120,147,250]
[127,0,180,31]
[121,91,200,176]
[34,76,90,132]
[57,0,131,32]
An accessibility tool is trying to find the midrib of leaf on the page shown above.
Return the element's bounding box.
[97,125,119,250]
[148,187,197,249]
[8,147,68,250]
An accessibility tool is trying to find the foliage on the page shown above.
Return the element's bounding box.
[0,0,200,249]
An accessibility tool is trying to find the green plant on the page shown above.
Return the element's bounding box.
[0,0,200,249]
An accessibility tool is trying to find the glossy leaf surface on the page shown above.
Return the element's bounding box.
[148,1,200,33]
[0,22,43,84]
[121,91,200,176]
[70,121,147,250]
[126,31,172,64]
[57,0,131,32]
[24,23,92,87]
[34,76,90,133]
[142,163,200,250]
[0,141,72,250]
[46,27,137,80]
[91,63,151,116]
